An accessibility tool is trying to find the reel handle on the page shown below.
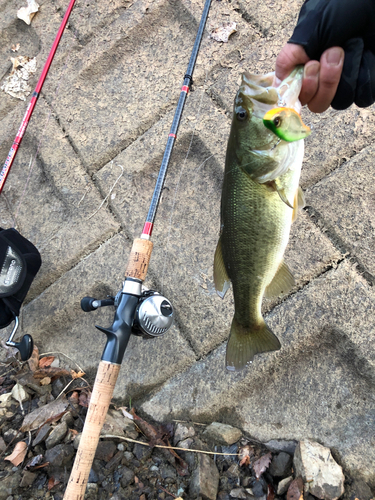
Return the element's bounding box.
[5,316,34,361]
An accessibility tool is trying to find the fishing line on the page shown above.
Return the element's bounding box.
[87,163,124,220]
[160,74,208,293]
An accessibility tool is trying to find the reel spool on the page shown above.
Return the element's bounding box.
[132,291,173,339]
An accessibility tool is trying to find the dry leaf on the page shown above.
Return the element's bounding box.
[71,370,85,379]
[28,346,39,372]
[210,22,237,43]
[1,56,37,100]
[40,377,51,386]
[239,444,254,467]
[20,398,68,432]
[33,367,70,379]
[17,0,39,25]
[287,478,304,500]
[253,452,272,479]
[11,382,29,409]
[78,390,91,408]
[4,441,27,466]
[118,406,134,420]
[39,356,55,368]
[48,477,60,490]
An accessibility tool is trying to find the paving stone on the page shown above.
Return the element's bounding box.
[0,99,120,298]
[142,261,375,483]
[294,440,345,500]
[305,143,375,277]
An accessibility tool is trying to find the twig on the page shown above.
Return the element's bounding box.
[87,163,124,220]
[101,435,238,456]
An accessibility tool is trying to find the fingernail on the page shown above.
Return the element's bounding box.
[326,48,343,66]
[274,76,282,87]
[304,62,319,78]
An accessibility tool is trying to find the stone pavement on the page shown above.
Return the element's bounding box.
[1,0,374,488]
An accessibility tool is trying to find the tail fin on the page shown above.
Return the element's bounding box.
[226,317,281,371]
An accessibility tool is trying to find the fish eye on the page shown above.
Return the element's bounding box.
[273,117,281,127]
[236,108,248,121]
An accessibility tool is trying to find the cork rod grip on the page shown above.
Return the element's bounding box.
[63,361,120,500]
[125,238,153,281]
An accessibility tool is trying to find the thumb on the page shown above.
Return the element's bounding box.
[275,43,310,82]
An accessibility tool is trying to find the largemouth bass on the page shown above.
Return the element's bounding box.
[214,67,310,371]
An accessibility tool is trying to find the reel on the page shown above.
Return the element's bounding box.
[81,287,174,340]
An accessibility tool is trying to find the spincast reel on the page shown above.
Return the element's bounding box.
[81,281,173,348]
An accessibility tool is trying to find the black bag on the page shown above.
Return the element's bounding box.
[0,227,41,328]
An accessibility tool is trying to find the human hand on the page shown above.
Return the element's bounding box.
[275,44,344,113]
[275,0,375,113]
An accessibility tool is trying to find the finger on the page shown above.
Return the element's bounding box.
[299,61,320,106]
[275,43,310,82]
[308,47,344,113]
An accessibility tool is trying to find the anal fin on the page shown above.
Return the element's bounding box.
[213,236,230,299]
[264,260,295,299]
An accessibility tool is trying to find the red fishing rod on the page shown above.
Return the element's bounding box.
[0,0,77,194]
[64,1,212,497]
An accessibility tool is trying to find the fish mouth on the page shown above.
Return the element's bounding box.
[240,66,303,117]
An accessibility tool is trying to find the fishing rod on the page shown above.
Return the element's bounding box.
[0,0,77,194]
[63,0,212,497]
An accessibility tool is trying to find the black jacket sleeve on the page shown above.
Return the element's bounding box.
[289,0,375,109]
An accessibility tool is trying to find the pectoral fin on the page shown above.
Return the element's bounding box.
[264,260,295,299]
[214,237,230,299]
[292,186,305,222]
[267,179,293,208]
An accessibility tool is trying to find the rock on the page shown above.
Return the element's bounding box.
[269,452,293,477]
[264,440,298,455]
[45,444,75,467]
[87,483,99,493]
[203,422,242,446]
[3,428,22,444]
[95,441,117,462]
[119,466,135,487]
[252,479,266,497]
[294,440,345,500]
[88,468,98,483]
[73,433,81,449]
[173,423,195,445]
[133,441,153,462]
[160,464,176,480]
[45,421,68,449]
[230,487,247,498]
[105,451,123,472]
[287,478,304,500]
[343,479,374,500]
[32,424,52,446]
[277,476,293,495]
[61,411,75,427]
[190,454,220,500]
[0,438,6,453]
[0,471,21,498]
[20,471,37,488]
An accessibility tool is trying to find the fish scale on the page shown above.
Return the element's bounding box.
[214,67,309,371]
